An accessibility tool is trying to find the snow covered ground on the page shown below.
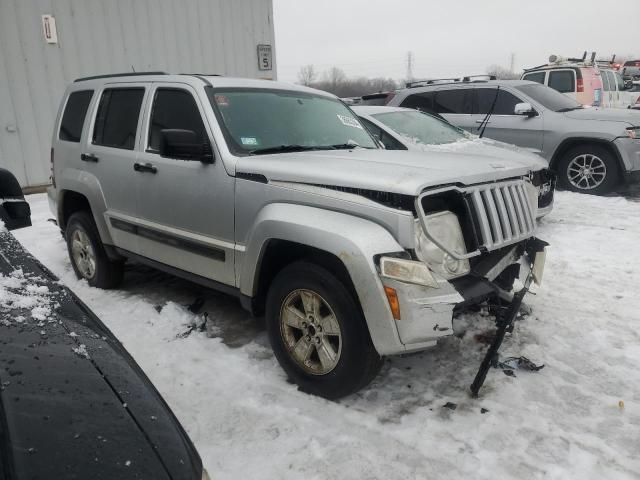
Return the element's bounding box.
[10,192,640,480]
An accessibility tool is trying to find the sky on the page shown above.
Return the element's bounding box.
[273,0,640,83]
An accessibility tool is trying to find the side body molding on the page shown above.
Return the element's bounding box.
[240,203,406,355]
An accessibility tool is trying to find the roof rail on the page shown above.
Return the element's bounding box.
[405,77,460,88]
[74,71,168,82]
[461,74,496,82]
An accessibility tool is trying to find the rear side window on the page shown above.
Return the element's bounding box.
[433,89,473,114]
[548,71,575,93]
[148,89,207,152]
[400,92,435,113]
[475,89,523,115]
[522,72,545,84]
[93,88,144,150]
[59,91,93,142]
[601,71,611,91]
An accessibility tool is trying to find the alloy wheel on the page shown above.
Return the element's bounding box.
[279,289,342,375]
[71,228,96,279]
[567,154,607,190]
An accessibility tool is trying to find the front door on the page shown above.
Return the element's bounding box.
[131,83,236,287]
[470,87,544,151]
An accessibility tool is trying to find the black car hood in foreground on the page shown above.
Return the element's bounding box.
[0,232,202,480]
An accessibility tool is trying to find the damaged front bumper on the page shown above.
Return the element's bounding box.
[379,238,547,354]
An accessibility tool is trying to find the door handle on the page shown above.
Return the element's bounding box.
[80,153,99,162]
[134,162,157,174]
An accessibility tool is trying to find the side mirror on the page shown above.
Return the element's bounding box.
[0,168,31,231]
[159,129,214,163]
[514,102,536,117]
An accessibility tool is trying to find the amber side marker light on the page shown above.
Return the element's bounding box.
[384,286,401,320]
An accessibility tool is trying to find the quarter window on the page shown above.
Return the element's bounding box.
[400,92,435,113]
[475,89,523,115]
[358,117,407,150]
[148,89,208,152]
[433,89,473,114]
[93,88,144,150]
[522,72,545,85]
[59,90,93,142]
[548,71,575,93]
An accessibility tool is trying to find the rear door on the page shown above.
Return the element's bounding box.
[132,82,236,286]
[469,87,544,150]
[84,84,147,253]
[547,69,577,102]
[431,88,476,132]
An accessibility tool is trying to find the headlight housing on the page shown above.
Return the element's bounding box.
[415,211,470,280]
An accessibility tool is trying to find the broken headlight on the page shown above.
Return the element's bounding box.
[414,211,470,280]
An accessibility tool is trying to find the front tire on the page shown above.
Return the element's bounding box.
[557,145,620,195]
[266,261,382,399]
[65,211,123,289]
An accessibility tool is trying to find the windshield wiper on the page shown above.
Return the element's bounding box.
[556,106,583,112]
[328,143,370,150]
[249,145,325,155]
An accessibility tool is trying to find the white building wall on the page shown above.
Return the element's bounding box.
[0,0,276,187]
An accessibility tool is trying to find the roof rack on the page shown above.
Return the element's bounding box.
[405,75,496,89]
[74,71,167,82]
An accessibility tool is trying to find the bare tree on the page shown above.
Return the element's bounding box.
[486,64,521,80]
[324,67,347,90]
[297,65,317,86]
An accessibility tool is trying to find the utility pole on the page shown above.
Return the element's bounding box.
[509,52,515,73]
[406,51,414,81]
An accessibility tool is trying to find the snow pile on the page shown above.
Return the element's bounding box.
[12,193,640,480]
[0,267,55,326]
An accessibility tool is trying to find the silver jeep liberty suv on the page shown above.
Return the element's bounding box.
[49,73,547,399]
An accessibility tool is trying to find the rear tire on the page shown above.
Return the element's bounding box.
[65,211,123,289]
[557,145,620,195]
[266,261,383,399]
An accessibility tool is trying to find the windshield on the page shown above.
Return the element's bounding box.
[207,88,378,155]
[371,110,466,145]
[515,83,583,112]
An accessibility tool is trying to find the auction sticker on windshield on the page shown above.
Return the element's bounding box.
[337,114,363,129]
[241,137,259,146]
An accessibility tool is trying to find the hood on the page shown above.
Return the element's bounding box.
[562,106,640,125]
[406,137,548,170]
[237,149,535,196]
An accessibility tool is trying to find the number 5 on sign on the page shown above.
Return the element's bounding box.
[257,44,272,71]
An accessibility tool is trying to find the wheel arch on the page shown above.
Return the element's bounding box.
[550,137,625,174]
[240,203,407,355]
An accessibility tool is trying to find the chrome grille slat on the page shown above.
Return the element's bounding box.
[493,188,512,241]
[501,186,520,237]
[472,190,494,247]
[481,190,503,244]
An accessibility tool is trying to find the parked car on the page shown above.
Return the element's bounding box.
[0,168,207,480]
[521,55,637,109]
[386,79,640,195]
[629,81,640,110]
[352,105,555,217]
[621,59,640,81]
[49,73,547,399]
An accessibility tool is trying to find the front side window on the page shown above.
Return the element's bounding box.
[433,89,473,114]
[548,70,576,93]
[207,88,377,155]
[358,117,407,150]
[522,71,546,85]
[614,72,625,92]
[515,84,582,112]
[59,90,93,142]
[372,110,465,146]
[475,89,523,115]
[148,89,208,152]
[93,88,144,150]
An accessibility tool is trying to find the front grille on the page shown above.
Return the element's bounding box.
[467,180,536,250]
